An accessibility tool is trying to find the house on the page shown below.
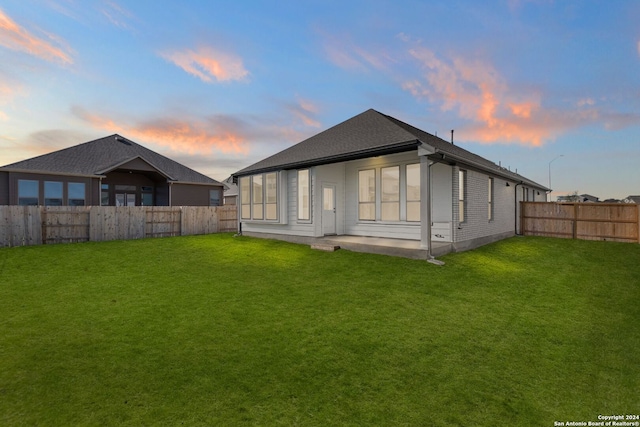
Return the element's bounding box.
[0,134,224,207]
[232,109,548,257]
[222,176,238,206]
[623,195,640,204]
[580,194,599,203]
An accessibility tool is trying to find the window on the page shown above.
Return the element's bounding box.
[358,169,376,220]
[18,180,39,205]
[297,170,310,220]
[44,181,63,206]
[101,184,110,206]
[458,170,466,222]
[240,173,280,221]
[265,173,277,220]
[240,177,251,219]
[142,186,154,206]
[68,182,86,206]
[406,164,420,222]
[381,166,399,221]
[209,188,221,206]
[488,178,494,220]
[252,175,263,219]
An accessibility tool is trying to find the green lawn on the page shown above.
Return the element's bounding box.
[0,234,638,426]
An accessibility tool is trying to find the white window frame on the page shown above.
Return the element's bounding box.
[381,166,400,222]
[297,169,310,221]
[488,177,494,221]
[358,169,376,221]
[459,170,466,223]
[406,163,420,222]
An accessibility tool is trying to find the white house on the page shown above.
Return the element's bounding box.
[232,109,548,257]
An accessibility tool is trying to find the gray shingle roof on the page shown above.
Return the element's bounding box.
[0,134,222,186]
[234,109,548,190]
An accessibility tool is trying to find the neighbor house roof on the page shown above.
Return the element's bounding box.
[0,134,222,186]
[234,109,548,190]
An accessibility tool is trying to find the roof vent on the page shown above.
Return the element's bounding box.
[451,129,454,145]
[115,135,131,146]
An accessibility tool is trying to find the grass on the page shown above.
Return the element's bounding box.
[0,234,638,426]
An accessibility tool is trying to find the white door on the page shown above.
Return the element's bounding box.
[322,185,336,235]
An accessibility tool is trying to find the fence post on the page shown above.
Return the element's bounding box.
[573,203,578,239]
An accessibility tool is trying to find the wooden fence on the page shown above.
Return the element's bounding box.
[0,205,237,248]
[521,202,640,243]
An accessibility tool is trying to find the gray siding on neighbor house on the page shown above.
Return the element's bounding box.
[170,183,221,206]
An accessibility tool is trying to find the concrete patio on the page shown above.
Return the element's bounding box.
[241,231,452,260]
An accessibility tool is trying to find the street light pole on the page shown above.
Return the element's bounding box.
[548,155,564,201]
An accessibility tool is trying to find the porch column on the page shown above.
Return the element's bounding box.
[418,144,435,250]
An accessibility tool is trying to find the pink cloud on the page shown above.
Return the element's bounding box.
[72,106,250,154]
[0,8,73,64]
[160,46,249,83]
[404,47,594,146]
[321,30,394,73]
[100,1,134,30]
[286,98,321,128]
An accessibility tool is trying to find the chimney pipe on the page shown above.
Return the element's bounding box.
[451,129,454,145]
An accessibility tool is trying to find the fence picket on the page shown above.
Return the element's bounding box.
[0,206,237,248]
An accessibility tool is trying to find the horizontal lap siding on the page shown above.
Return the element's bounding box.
[454,167,517,244]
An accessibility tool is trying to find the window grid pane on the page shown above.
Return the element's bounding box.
[45,181,63,206]
[68,183,85,206]
[358,169,376,221]
[240,177,251,219]
[298,170,310,220]
[406,164,420,222]
[381,166,399,221]
[459,170,466,222]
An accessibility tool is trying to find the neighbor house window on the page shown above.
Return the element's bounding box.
[240,177,251,219]
[406,163,420,222]
[458,170,466,222]
[298,169,310,221]
[252,175,263,219]
[44,181,63,206]
[68,183,86,206]
[265,172,277,220]
[381,166,399,221]
[358,169,376,221]
[101,184,110,206]
[488,178,494,221]
[209,188,221,207]
[18,179,39,206]
[142,186,154,206]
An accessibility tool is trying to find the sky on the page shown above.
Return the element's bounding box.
[1,0,639,200]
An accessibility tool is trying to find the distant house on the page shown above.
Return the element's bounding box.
[623,195,640,204]
[580,194,600,203]
[0,134,224,207]
[232,109,548,255]
[222,176,238,206]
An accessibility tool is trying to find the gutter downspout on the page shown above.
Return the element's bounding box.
[419,144,445,265]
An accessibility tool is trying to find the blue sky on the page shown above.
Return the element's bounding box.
[1,0,639,199]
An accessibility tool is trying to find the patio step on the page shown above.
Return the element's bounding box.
[310,244,341,252]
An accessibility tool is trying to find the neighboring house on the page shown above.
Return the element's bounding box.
[580,194,600,203]
[623,195,640,204]
[232,109,548,255]
[222,176,238,206]
[0,134,224,207]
